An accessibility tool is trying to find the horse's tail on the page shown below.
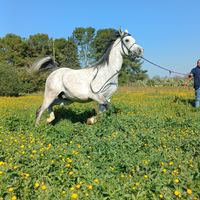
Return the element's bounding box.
[29,56,58,74]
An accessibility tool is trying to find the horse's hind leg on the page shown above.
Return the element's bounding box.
[36,94,58,125]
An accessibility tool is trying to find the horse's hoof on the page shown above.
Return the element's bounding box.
[86,117,97,125]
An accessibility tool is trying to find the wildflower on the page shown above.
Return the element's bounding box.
[88,185,92,190]
[144,175,148,178]
[174,179,179,183]
[163,169,166,173]
[70,187,74,191]
[12,196,17,200]
[72,193,78,199]
[132,187,135,190]
[135,182,139,186]
[159,194,163,198]
[0,171,3,175]
[35,183,40,188]
[85,193,89,197]
[69,171,73,175]
[187,189,192,194]
[62,191,65,194]
[174,191,179,196]
[8,188,13,192]
[94,179,99,183]
[76,184,81,188]
[41,185,46,190]
[121,174,124,178]
[32,150,36,153]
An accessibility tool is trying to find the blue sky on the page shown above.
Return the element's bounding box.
[1,0,200,78]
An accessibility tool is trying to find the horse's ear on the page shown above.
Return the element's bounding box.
[119,27,124,36]
[124,29,128,34]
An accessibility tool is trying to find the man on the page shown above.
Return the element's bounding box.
[188,59,200,107]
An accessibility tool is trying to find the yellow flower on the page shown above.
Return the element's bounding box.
[163,169,166,173]
[135,182,139,186]
[88,185,93,190]
[132,187,136,190]
[32,150,36,153]
[70,187,74,191]
[94,179,99,183]
[174,179,179,183]
[85,193,89,197]
[72,193,78,199]
[62,191,65,194]
[187,189,192,194]
[121,174,124,178]
[174,190,179,196]
[144,175,148,178]
[41,185,46,190]
[159,194,163,198]
[69,171,73,175]
[0,171,3,175]
[12,196,17,200]
[8,188,13,192]
[76,184,81,188]
[35,183,40,188]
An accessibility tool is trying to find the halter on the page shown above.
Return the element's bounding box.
[90,33,136,94]
[120,33,137,57]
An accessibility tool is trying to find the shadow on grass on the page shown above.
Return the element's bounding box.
[50,104,122,125]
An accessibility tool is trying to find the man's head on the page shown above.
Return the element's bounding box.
[197,59,200,67]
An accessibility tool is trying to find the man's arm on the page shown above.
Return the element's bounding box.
[184,77,193,88]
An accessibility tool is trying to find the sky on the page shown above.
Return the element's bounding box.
[1,0,200,78]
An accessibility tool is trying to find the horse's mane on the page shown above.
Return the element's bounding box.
[90,30,121,69]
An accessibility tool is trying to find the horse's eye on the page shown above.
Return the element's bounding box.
[125,39,129,42]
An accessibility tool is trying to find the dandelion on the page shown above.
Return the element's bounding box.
[76,184,81,188]
[94,179,99,183]
[69,171,73,175]
[0,171,3,175]
[174,179,179,183]
[163,169,166,173]
[144,175,148,178]
[41,185,46,190]
[187,189,192,194]
[11,196,17,200]
[62,191,65,194]
[35,183,40,188]
[121,174,124,178]
[88,185,92,190]
[72,193,78,199]
[85,193,89,197]
[174,191,179,196]
[8,188,13,192]
[135,182,139,186]
[159,194,163,198]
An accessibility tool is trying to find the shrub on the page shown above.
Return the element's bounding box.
[0,64,21,96]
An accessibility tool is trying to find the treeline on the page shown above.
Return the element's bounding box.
[0,27,149,96]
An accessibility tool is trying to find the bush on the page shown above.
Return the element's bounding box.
[0,64,21,96]
[17,67,50,93]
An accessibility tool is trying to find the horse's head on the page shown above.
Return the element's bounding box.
[119,27,144,58]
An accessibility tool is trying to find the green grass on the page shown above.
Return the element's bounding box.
[0,88,200,200]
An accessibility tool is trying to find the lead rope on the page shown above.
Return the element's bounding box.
[141,57,193,87]
[90,68,119,94]
[141,57,189,76]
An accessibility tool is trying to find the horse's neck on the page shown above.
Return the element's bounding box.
[103,40,123,75]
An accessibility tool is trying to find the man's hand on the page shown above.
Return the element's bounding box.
[188,74,193,78]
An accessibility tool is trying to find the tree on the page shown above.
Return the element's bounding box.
[0,34,28,67]
[27,33,52,64]
[72,27,95,68]
[63,37,80,69]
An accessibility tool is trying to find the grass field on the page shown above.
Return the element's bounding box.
[0,87,200,200]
